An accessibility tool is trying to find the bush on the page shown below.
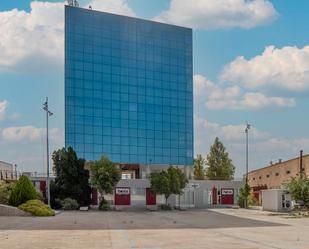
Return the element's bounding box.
[60,198,79,210]
[9,175,37,207]
[18,200,55,216]
[99,199,110,211]
[35,191,44,202]
[160,204,172,210]
[0,181,15,205]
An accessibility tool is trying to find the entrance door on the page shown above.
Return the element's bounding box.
[115,187,131,205]
[221,188,234,205]
[146,188,156,205]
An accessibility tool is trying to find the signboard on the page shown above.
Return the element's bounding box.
[187,183,200,190]
[116,188,130,195]
[221,189,234,195]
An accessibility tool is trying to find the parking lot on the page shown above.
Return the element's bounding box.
[0,208,308,249]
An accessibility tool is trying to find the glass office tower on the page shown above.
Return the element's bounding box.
[65,6,193,168]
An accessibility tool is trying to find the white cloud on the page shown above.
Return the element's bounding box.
[1,125,63,145]
[0,2,64,71]
[155,0,277,30]
[0,0,135,71]
[194,74,295,110]
[221,45,309,91]
[0,100,8,121]
[2,126,45,141]
[195,116,269,141]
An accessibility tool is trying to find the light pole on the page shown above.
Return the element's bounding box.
[43,97,53,206]
[245,123,250,208]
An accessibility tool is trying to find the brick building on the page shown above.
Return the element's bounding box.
[248,153,308,201]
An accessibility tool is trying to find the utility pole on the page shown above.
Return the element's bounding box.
[43,97,53,206]
[245,123,251,208]
[300,150,303,177]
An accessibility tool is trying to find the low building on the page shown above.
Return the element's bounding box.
[248,152,308,201]
[0,161,18,181]
[95,179,244,209]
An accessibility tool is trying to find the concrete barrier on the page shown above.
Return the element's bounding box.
[0,204,31,216]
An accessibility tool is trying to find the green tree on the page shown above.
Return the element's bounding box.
[89,156,121,202]
[9,175,37,206]
[238,183,251,208]
[52,147,91,206]
[150,170,170,204]
[206,137,235,180]
[193,154,206,180]
[286,174,309,206]
[150,166,187,204]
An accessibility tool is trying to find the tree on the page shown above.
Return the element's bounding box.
[150,166,188,204]
[193,154,206,180]
[89,156,121,202]
[238,183,251,208]
[52,147,91,206]
[206,137,235,180]
[286,174,309,206]
[9,175,37,207]
[150,170,170,204]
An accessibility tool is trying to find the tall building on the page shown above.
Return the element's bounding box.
[65,6,193,178]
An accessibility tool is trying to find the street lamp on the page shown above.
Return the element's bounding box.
[245,123,251,208]
[43,97,53,206]
[245,123,251,184]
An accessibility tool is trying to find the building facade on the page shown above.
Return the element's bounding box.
[248,153,309,201]
[65,6,193,177]
[95,179,243,209]
[0,161,17,181]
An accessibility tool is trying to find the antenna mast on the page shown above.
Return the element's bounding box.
[68,0,79,7]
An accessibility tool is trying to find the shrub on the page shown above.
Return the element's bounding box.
[9,175,37,207]
[18,200,55,216]
[35,191,44,202]
[99,199,110,211]
[160,204,172,210]
[60,198,79,210]
[0,181,15,205]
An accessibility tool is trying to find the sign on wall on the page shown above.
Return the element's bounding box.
[189,183,200,189]
[116,188,130,195]
[221,189,234,195]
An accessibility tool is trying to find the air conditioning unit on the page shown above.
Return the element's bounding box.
[282,191,293,211]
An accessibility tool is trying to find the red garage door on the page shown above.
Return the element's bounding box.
[115,187,131,205]
[221,188,234,205]
[146,188,156,205]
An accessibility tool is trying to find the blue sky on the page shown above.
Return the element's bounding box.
[0,0,308,177]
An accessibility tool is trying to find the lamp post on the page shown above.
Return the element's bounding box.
[43,97,53,206]
[245,123,251,208]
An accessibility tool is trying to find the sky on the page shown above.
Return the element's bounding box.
[0,0,308,177]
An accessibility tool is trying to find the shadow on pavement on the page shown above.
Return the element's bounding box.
[0,209,288,230]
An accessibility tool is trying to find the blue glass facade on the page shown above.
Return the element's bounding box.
[65,6,193,165]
